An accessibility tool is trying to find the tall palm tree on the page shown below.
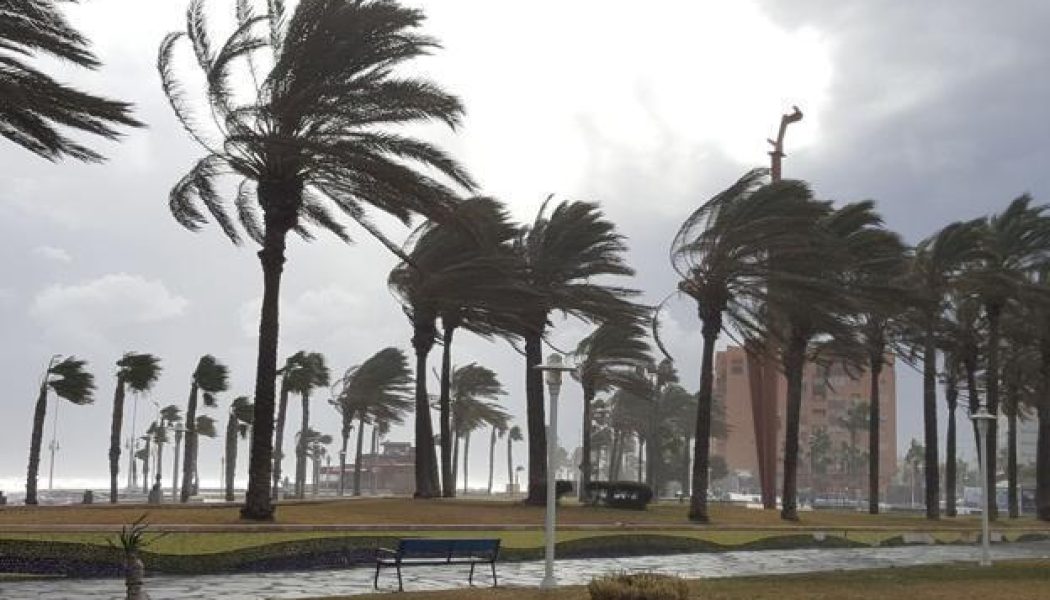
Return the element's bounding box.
[180,355,229,503]
[669,170,827,521]
[487,423,507,495]
[904,439,925,507]
[571,320,650,501]
[389,197,532,497]
[282,352,329,499]
[513,198,644,503]
[448,364,508,495]
[1,0,141,161]
[959,196,1050,521]
[330,347,413,496]
[159,0,473,520]
[225,396,254,501]
[135,441,151,494]
[272,351,307,499]
[775,200,902,521]
[506,425,522,493]
[109,353,161,503]
[26,356,95,504]
[909,220,983,519]
[160,405,183,500]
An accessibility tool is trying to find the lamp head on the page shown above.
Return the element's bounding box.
[545,354,564,387]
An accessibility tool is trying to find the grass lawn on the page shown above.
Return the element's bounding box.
[312,560,1050,600]
[0,497,1045,530]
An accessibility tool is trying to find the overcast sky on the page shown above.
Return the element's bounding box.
[1,0,1047,492]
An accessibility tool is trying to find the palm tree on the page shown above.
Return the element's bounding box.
[330,347,413,496]
[513,198,644,503]
[909,220,983,519]
[109,353,161,503]
[669,170,827,521]
[1,0,141,161]
[506,425,523,494]
[937,292,983,517]
[180,355,229,503]
[26,356,95,504]
[959,196,1050,521]
[159,0,473,521]
[159,405,182,500]
[282,352,329,499]
[837,400,870,486]
[272,352,308,499]
[904,439,925,508]
[192,415,218,494]
[389,197,532,497]
[775,199,902,521]
[295,428,332,495]
[571,320,650,501]
[135,441,151,494]
[487,423,506,495]
[225,396,254,501]
[449,364,508,495]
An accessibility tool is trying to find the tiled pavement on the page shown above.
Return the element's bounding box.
[4,541,1050,599]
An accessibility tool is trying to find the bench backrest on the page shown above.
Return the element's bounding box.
[397,538,500,560]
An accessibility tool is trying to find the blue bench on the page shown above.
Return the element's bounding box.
[374,538,501,591]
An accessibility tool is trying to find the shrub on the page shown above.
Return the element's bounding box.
[534,479,574,500]
[588,572,689,600]
[585,481,654,510]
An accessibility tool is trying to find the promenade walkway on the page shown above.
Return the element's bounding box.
[4,540,1050,599]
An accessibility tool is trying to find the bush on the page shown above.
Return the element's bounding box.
[534,479,574,500]
[585,481,654,510]
[588,572,689,600]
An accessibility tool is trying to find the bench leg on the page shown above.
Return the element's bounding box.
[374,563,381,590]
[397,565,403,592]
[469,562,476,586]
[491,561,498,587]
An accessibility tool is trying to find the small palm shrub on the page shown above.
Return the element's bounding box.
[588,572,689,600]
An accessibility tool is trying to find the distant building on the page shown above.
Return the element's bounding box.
[713,345,897,498]
[320,441,415,495]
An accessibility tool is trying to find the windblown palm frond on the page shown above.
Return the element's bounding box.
[0,0,142,161]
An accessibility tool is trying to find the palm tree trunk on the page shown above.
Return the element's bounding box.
[506,435,514,494]
[487,426,496,495]
[338,426,350,497]
[411,318,441,498]
[636,436,644,483]
[689,316,720,522]
[353,412,366,496]
[868,352,883,514]
[1039,341,1050,521]
[272,377,290,500]
[610,431,621,480]
[180,382,199,503]
[439,324,456,497]
[295,390,311,499]
[462,431,471,496]
[109,376,126,504]
[945,372,959,517]
[780,332,806,521]
[681,434,692,499]
[1008,389,1019,519]
[580,382,595,502]
[242,198,296,521]
[524,332,547,505]
[25,382,49,505]
[173,433,182,502]
[141,442,150,494]
[922,320,941,519]
[452,429,460,492]
[371,426,380,494]
[986,305,1001,521]
[225,413,237,502]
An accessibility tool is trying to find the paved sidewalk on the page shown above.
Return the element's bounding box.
[3,541,1050,599]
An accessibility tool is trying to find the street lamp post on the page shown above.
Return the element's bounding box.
[533,353,577,589]
[971,405,996,567]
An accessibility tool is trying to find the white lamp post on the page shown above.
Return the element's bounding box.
[970,405,995,567]
[534,353,577,589]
